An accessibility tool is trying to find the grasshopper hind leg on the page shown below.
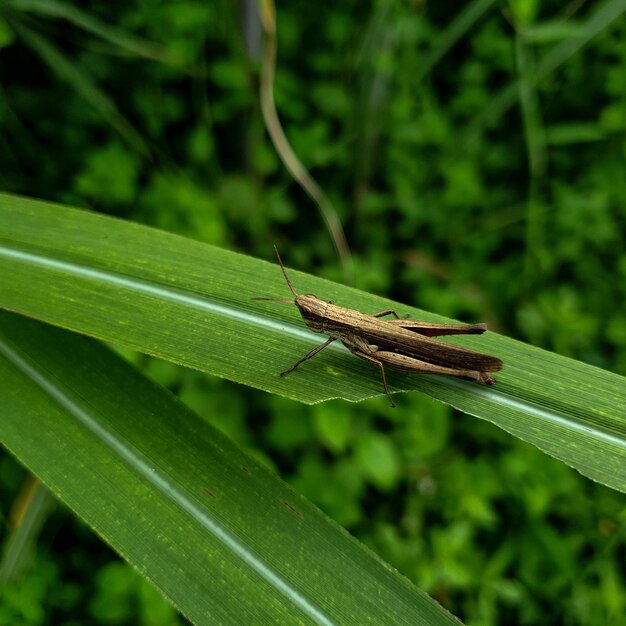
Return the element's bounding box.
[353,351,396,408]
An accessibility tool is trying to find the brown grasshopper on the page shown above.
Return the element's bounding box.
[255,246,503,407]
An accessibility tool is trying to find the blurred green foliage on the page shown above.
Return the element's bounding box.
[1,0,625,624]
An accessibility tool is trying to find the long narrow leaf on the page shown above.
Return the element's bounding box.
[11,22,150,156]
[416,0,498,81]
[0,311,454,624]
[8,0,167,61]
[1,193,625,494]
[466,0,626,142]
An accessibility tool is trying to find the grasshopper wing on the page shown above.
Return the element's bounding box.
[386,319,488,337]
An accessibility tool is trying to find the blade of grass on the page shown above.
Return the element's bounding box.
[514,27,548,283]
[0,311,458,625]
[0,192,625,493]
[465,0,626,144]
[11,21,150,156]
[353,0,395,202]
[416,0,498,81]
[8,0,167,61]
[259,0,353,283]
[0,477,53,583]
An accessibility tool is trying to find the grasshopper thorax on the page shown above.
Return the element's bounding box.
[295,294,329,333]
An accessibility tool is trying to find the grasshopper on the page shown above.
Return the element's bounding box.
[255,246,503,407]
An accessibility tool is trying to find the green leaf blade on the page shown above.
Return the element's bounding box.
[0,312,453,625]
[1,192,626,494]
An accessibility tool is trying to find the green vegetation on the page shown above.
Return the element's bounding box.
[1,1,625,624]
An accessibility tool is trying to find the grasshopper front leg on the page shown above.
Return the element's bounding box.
[280,337,336,377]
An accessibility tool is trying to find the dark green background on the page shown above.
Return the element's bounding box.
[1,1,625,624]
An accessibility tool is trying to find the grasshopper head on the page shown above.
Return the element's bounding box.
[295,294,328,333]
[259,246,330,333]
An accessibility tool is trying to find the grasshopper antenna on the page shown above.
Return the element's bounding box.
[251,245,299,303]
[273,245,298,298]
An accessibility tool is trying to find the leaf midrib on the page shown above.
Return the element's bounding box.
[0,243,316,340]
